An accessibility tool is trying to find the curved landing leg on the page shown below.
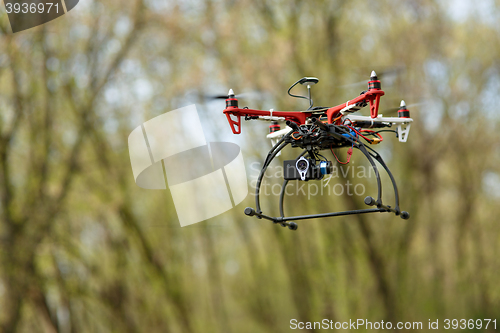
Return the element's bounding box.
[364,146,410,220]
[246,126,410,230]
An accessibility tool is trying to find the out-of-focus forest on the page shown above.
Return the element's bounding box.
[1,0,500,332]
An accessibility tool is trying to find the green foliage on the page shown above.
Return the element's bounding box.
[0,0,499,332]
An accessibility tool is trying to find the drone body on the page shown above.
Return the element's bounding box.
[222,72,412,230]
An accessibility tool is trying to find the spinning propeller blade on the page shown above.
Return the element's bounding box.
[203,90,266,100]
[381,100,426,115]
[339,66,405,88]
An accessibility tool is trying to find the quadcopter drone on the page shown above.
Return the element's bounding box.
[221,71,412,230]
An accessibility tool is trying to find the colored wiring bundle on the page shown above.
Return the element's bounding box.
[291,124,320,140]
[331,145,353,165]
[343,125,383,145]
[331,126,355,165]
[291,132,303,140]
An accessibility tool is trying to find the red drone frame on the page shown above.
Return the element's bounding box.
[223,73,384,134]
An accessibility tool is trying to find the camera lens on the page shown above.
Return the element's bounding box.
[297,160,308,171]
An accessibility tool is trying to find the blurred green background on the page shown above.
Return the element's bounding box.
[1,0,500,332]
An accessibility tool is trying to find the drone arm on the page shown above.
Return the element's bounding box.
[326,89,385,124]
[223,107,309,134]
[344,115,413,142]
[369,93,382,118]
[224,112,242,134]
[326,93,368,124]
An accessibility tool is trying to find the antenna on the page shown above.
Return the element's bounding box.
[287,77,320,110]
